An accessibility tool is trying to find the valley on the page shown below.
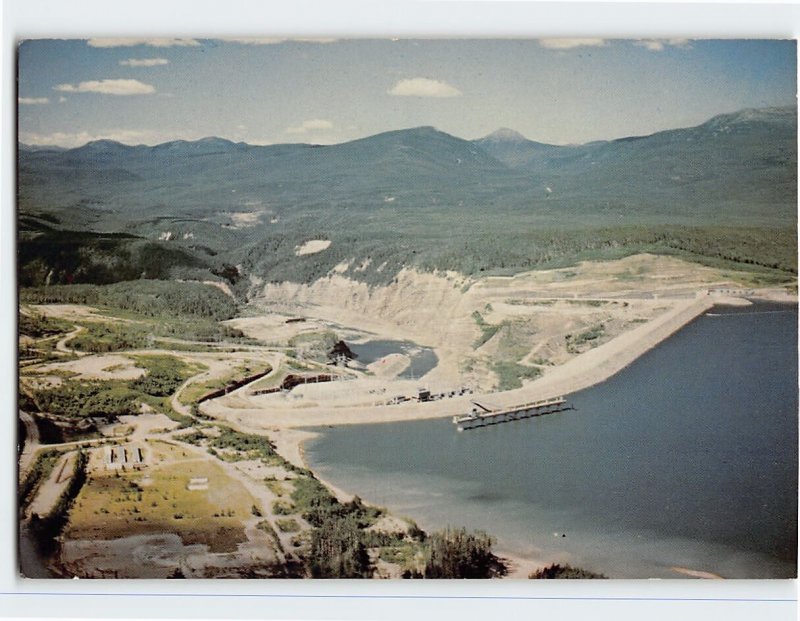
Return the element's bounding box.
[15,96,798,579]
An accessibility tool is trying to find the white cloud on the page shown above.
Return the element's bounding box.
[58,96,67,103]
[224,37,285,45]
[19,128,204,148]
[387,78,462,98]
[87,38,200,48]
[286,119,334,134]
[54,79,156,96]
[18,97,49,105]
[120,58,169,67]
[223,37,337,45]
[634,39,692,52]
[539,38,607,50]
[20,131,95,147]
[636,40,665,52]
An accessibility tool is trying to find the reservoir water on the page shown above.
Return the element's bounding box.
[306,303,798,578]
[349,339,439,380]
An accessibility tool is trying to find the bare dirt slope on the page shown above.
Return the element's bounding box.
[207,254,778,431]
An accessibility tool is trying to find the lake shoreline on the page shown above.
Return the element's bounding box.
[299,299,797,579]
[261,294,733,578]
[212,292,796,579]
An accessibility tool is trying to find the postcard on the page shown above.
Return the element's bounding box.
[15,36,797,585]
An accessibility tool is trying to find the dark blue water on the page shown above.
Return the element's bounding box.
[349,339,439,379]
[306,303,798,578]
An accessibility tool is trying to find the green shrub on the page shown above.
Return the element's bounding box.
[492,361,542,390]
[423,527,502,579]
[272,500,295,515]
[276,518,301,533]
[208,427,276,460]
[131,355,192,397]
[471,311,501,348]
[529,563,607,579]
[18,311,73,338]
[308,515,371,578]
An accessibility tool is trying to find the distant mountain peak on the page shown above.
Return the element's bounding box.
[481,128,529,143]
[345,125,465,147]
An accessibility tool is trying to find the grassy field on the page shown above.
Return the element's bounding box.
[67,440,256,553]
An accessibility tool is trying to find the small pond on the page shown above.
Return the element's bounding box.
[348,339,439,379]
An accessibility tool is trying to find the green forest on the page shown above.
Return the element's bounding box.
[240,224,796,287]
[20,279,237,320]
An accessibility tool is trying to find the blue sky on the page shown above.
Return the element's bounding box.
[17,38,797,148]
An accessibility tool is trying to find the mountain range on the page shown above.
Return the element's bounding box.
[20,106,796,228]
[17,106,797,288]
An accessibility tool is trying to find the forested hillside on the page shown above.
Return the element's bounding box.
[17,106,797,292]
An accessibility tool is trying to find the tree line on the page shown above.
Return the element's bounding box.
[21,279,238,321]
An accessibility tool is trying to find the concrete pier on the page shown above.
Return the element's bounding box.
[453,396,572,431]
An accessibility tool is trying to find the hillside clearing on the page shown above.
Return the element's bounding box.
[295,240,331,256]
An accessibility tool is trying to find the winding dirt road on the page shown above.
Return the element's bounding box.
[55,326,85,354]
[18,410,40,479]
